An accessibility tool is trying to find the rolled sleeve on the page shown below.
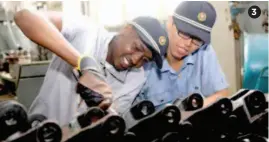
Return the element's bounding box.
[60,14,100,54]
[61,14,87,37]
[201,45,229,97]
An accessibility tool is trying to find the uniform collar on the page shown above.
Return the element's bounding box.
[104,63,128,83]
[160,55,195,73]
[159,44,210,73]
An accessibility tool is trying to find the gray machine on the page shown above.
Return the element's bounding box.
[10,61,49,109]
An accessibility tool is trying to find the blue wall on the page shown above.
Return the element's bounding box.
[243,33,268,93]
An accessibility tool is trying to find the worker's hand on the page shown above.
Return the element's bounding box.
[76,56,113,111]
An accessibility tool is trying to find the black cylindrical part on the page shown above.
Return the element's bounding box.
[173,93,204,111]
[36,122,62,142]
[130,100,155,120]
[0,100,30,140]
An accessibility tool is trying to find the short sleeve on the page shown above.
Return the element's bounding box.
[60,14,89,40]
[60,14,104,55]
[201,45,229,97]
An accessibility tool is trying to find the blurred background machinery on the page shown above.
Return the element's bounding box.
[0,0,267,109]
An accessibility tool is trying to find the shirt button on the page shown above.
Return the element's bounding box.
[178,74,181,78]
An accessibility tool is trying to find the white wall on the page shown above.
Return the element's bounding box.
[210,1,239,94]
[237,1,268,34]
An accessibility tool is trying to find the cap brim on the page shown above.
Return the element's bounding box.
[173,17,211,44]
[132,26,163,69]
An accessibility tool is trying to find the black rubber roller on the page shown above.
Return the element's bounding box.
[211,98,233,117]
[244,90,267,117]
[173,93,204,111]
[37,122,62,142]
[103,115,126,138]
[161,106,181,125]
[184,93,204,111]
[77,107,105,128]
[130,100,155,120]
[0,100,30,141]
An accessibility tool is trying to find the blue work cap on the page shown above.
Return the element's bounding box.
[128,16,169,69]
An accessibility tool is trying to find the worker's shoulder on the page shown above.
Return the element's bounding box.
[189,44,218,67]
[63,13,107,33]
[195,44,217,59]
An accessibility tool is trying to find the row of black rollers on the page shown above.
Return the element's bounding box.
[0,89,268,142]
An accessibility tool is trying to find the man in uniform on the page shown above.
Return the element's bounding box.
[14,9,168,126]
[133,1,229,110]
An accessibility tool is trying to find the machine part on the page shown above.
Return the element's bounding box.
[230,89,267,117]
[36,122,62,142]
[243,90,267,117]
[6,121,62,142]
[250,110,268,137]
[64,114,125,142]
[67,107,105,136]
[236,134,268,142]
[229,89,268,138]
[230,89,250,101]
[120,132,137,142]
[0,100,30,141]
[28,114,47,128]
[151,139,161,142]
[230,89,250,111]
[102,115,125,137]
[211,114,243,142]
[161,132,179,142]
[130,100,155,120]
[76,107,105,129]
[231,105,252,137]
[3,9,20,50]
[177,121,193,142]
[123,100,155,130]
[173,93,204,111]
[128,105,181,142]
[181,97,233,142]
[229,89,266,136]
[185,98,233,127]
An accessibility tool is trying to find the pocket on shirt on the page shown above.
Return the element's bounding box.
[147,91,174,107]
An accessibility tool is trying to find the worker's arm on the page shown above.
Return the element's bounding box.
[203,89,229,107]
[14,9,80,68]
[15,9,112,110]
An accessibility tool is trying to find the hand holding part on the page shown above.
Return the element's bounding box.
[76,56,113,110]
